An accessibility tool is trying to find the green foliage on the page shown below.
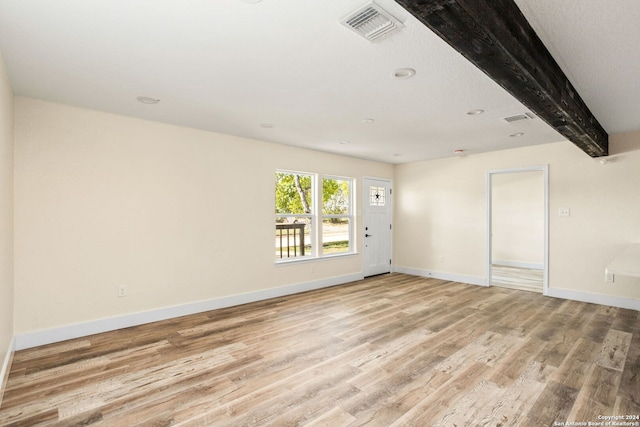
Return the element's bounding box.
[275,173,350,217]
[322,240,349,254]
[275,172,312,215]
[322,178,350,215]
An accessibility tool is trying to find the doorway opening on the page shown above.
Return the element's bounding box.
[486,166,548,294]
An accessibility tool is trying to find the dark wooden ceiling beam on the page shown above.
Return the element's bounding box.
[395,0,608,157]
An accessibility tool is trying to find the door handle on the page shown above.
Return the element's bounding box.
[365,233,373,237]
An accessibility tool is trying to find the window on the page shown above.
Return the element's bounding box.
[369,186,386,206]
[275,171,313,259]
[322,177,352,255]
[275,171,354,261]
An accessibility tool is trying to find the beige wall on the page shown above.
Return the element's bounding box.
[13,97,393,334]
[491,171,544,267]
[0,52,14,383]
[395,136,640,301]
[10,94,640,339]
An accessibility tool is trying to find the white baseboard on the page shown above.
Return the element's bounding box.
[15,270,638,351]
[393,266,487,287]
[546,287,640,311]
[15,272,364,351]
[1,336,15,405]
[394,265,639,311]
[492,260,544,270]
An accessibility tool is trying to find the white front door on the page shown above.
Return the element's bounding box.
[363,178,393,277]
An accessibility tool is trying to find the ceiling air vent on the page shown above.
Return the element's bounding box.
[502,112,537,123]
[341,2,404,42]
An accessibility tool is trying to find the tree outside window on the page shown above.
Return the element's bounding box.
[275,172,313,259]
[275,171,354,261]
[322,177,352,255]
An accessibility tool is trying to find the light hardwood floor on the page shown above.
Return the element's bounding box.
[1,273,639,426]
[491,265,544,293]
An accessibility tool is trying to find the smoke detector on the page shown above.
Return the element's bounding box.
[341,2,404,42]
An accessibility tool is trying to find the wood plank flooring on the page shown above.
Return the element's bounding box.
[491,265,544,293]
[1,273,639,426]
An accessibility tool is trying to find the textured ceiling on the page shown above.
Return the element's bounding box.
[0,0,637,164]
[514,0,640,135]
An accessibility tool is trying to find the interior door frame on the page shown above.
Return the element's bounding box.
[486,165,549,295]
[362,176,393,277]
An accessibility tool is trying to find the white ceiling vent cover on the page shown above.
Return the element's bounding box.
[502,112,537,123]
[341,2,404,42]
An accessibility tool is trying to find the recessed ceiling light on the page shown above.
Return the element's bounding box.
[362,118,375,124]
[454,149,464,154]
[509,132,525,137]
[466,109,484,115]
[136,96,159,105]
[340,141,351,145]
[393,68,416,79]
[393,153,403,157]
[239,0,262,3]
[260,123,274,128]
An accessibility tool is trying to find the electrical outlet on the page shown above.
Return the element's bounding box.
[118,285,127,297]
[605,271,615,283]
[439,256,445,264]
[558,208,571,217]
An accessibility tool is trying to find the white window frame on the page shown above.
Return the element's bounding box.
[275,170,355,264]
[321,175,355,257]
[275,170,316,261]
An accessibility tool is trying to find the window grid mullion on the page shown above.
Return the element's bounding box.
[276,171,354,261]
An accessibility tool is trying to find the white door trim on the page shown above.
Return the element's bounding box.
[486,165,549,295]
[362,177,393,277]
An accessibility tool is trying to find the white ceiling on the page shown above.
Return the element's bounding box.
[0,0,638,164]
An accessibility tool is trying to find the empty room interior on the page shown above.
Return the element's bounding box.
[1,0,639,425]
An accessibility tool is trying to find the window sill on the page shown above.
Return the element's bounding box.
[275,252,359,266]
